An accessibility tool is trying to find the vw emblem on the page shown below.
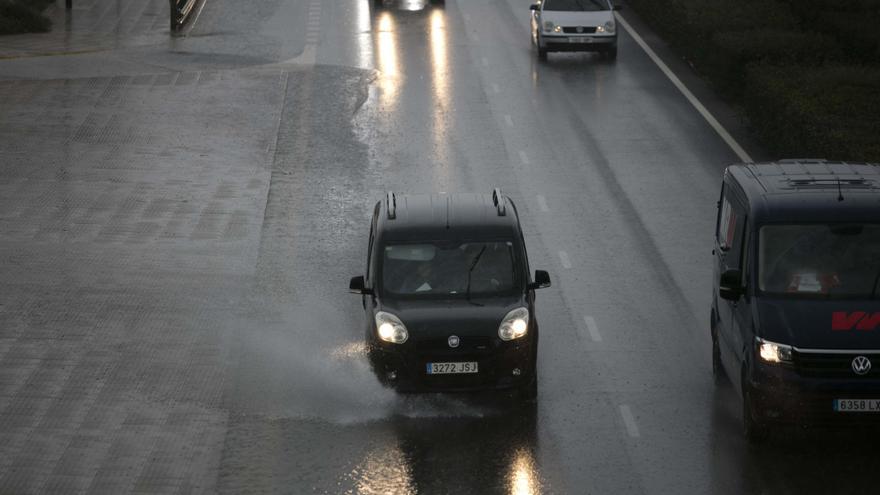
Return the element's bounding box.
[852,356,872,376]
[448,335,460,348]
[576,26,584,33]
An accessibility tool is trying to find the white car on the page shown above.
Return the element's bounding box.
[530,0,620,60]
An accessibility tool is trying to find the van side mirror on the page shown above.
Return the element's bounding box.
[349,276,372,295]
[719,269,744,301]
[529,270,551,290]
[529,3,539,10]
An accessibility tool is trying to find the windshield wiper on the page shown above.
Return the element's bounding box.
[465,246,487,305]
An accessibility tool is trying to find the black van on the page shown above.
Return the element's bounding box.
[349,190,551,400]
[711,160,880,441]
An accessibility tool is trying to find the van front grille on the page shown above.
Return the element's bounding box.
[794,351,880,378]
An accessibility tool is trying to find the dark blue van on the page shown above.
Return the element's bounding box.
[711,160,880,442]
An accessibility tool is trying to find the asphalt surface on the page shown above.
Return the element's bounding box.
[1,0,879,493]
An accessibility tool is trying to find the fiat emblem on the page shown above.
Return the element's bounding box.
[852,356,872,376]
[448,335,460,348]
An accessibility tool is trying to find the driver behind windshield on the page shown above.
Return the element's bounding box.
[383,241,516,297]
[760,224,880,296]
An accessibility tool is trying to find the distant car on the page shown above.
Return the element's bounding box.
[710,160,880,442]
[530,0,620,60]
[349,190,551,401]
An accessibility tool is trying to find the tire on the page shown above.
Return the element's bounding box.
[743,380,770,443]
[711,313,727,385]
[536,33,548,60]
[605,46,618,61]
[519,371,538,403]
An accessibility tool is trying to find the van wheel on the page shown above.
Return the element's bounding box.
[519,371,538,403]
[711,314,727,385]
[743,381,770,443]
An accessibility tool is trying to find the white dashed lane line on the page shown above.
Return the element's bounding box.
[558,251,572,269]
[536,194,549,212]
[504,114,514,127]
[583,316,602,342]
[491,83,500,93]
[518,150,530,165]
[619,405,641,438]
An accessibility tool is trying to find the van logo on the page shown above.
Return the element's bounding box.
[448,335,460,348]
[852,356,872,375]
[832,312,880,331]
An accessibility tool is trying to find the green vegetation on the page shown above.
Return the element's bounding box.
[627,0,880,162]
[0,0,53,35]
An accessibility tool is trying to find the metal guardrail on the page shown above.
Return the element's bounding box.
[170,0,201,34]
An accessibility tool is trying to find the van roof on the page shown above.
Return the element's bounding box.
[377,192,522,241]
[727,160,880,224]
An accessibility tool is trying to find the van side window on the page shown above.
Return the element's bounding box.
[718,190,746,269]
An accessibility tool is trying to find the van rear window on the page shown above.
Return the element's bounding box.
[758,224,880,298]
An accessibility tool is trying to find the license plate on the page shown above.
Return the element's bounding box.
[834,399,880,412]
[569,37,591,43]
[426,362,478,375]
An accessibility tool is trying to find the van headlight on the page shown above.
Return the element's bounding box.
[375,311,408,344]
[757,338,792,364]
[499,307,529,341]
[543,21,556,33]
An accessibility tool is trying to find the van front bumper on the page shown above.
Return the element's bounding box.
[748,361,880,425]
[368,338,536,393]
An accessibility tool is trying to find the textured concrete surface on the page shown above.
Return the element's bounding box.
[2,0,879,494]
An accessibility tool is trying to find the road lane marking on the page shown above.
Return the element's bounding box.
[619,405,640,438]
[481,57,489,67]
[583,316,602,342]
[558,251,572,269]
[518,150,530,165]
[616,14,752,163]
[491,83,500,93]
[536,194,549,212]
[504,114,514,127]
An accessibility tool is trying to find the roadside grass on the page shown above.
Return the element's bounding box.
[627,0,880,162]
[0,0,53,35]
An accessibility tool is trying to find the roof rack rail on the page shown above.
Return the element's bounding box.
[386,191,396,219]
[492,188,506,216]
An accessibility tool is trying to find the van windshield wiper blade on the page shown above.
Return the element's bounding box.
[465,246,487,305]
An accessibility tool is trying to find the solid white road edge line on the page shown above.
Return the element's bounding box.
[619,404,641,438]
[616,14,753,163]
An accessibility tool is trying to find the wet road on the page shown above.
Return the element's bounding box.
[1,0,879,493]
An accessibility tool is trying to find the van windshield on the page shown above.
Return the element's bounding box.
[758,224,880,298]
[381,241,519,298]
[542,0,610,12]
